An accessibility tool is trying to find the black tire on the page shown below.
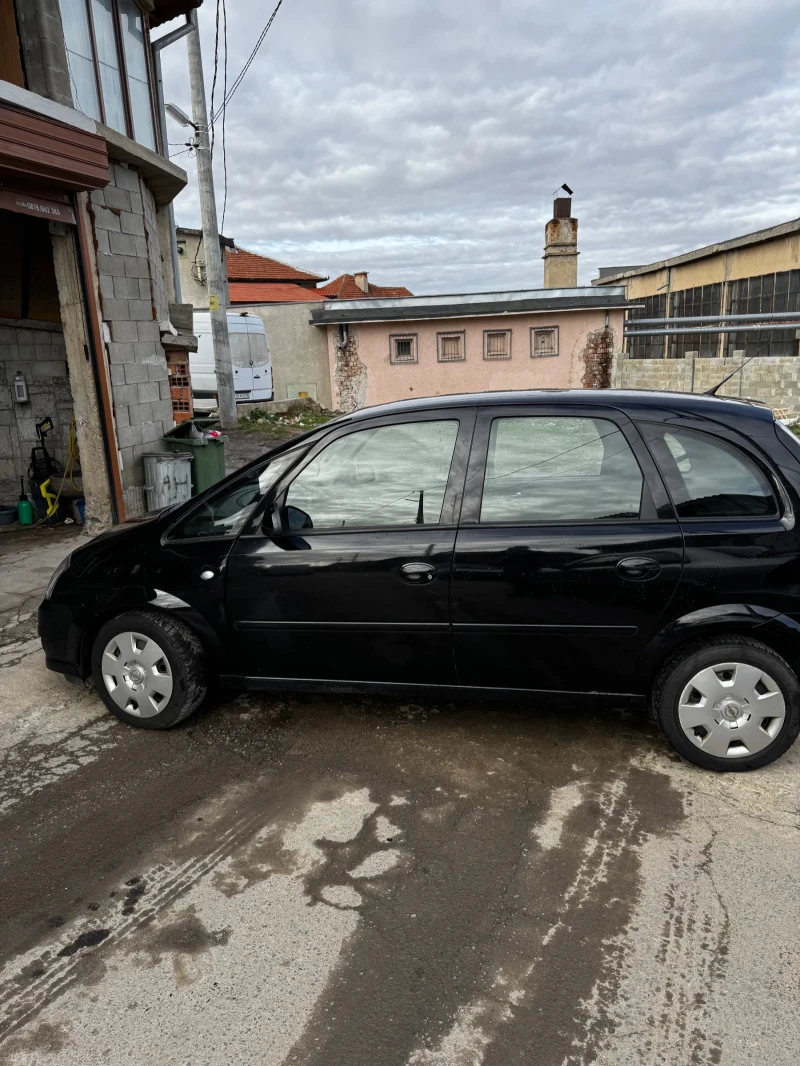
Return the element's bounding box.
[653,636,800,771]
[91,609,208,730]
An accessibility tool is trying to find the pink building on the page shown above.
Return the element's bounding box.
[311,286,631,413]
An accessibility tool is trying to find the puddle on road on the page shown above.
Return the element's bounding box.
[0,779,416,1066]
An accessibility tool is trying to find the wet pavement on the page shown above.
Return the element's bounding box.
[1,540,799,1066]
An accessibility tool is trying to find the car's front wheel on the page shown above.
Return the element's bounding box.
[653,637,800,771]
[91,610,207,729]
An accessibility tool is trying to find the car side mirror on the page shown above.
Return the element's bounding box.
[286,505,313,530]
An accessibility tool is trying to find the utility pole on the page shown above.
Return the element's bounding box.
[185,9,237,429]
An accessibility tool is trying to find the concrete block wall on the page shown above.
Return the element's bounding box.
[90,162,174,516]
[0,318,73,503]
[616,355,800,415]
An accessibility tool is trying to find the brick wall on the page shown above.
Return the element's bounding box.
[582,327,614,389]
[616,355,800,414]
[89,162,174,516]
[333,327,367,414]
[0,318,72,502]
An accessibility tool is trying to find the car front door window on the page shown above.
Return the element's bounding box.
[169,449,301,540]
[284,420,460,530]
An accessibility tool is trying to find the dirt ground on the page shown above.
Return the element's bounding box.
[1,533,799,1065]
[223,425,290,473]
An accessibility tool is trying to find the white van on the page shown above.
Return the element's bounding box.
[191,312,274,412]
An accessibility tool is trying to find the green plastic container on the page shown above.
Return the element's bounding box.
[161,418,227,496]
[17,499,34,525]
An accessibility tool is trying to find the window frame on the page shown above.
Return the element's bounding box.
[459,405,674,527]
[637,420,784,524]
[388,333,418,365]
[483,329,512,361]
[436,330,466,363]
[61,0,159,150]
[530,326,559,359]
[265,409,478,537]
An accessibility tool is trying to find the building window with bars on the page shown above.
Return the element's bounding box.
[483,330,511,360]
[726,271,800,358]
[59,0,157,151]
[530,326,558,358]
[437,331,466,362]
[389,334,418,364]
[669,284,722,358]
[627,293,667,359]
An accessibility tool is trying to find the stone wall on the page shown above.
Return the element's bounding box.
[0,317,72,503]
[616,355,800,414]
[89,161,174,516]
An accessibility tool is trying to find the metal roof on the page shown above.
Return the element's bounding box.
[593,217,800,286]
[310,286,630,326]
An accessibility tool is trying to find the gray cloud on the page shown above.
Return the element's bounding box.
[159,0,800,294]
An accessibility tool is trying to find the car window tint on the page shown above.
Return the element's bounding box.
[170,449,299,539]
[480,417,643,523]
[284,420,459,530]
[651,427,777,518]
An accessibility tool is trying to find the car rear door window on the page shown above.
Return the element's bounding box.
[480,416,644,523]
[646,426,777,518]
[284,420,459,530]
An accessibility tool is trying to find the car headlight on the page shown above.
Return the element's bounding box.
[45,553,73,600]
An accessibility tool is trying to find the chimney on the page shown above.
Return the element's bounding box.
[543,196,578,288]
[354,271,369,293]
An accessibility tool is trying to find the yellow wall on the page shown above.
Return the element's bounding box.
[621,232,800,301]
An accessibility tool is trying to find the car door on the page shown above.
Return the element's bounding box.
[451,404,684,694]
[156,448,306,652]
[225,408,476,687]
[639,418,797,617]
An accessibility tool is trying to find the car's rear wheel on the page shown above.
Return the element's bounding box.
[91,610,207,729]
[653,637,800,771]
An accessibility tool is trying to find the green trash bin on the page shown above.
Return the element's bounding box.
[161,418,227,496]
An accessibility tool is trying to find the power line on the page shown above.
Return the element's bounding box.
[212,0,284,127]
[209,0,221,157]
[221,0,229,231]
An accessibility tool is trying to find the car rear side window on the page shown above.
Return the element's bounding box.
[284,420,459,530]
[645,426,777,518]
[480,416,644,523]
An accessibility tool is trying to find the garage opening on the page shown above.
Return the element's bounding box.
[0,207,82,525]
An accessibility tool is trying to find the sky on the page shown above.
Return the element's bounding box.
[158,0,800,296]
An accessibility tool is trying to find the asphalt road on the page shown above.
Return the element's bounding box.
[1,535,800,1066]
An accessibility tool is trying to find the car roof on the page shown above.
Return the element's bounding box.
[340,388,775,424]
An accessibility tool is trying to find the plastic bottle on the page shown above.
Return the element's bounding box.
[17,477,34,526]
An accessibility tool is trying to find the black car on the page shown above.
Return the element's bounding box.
[40,389,800,771]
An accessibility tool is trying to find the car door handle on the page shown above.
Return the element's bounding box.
[399,562,437,584]
[616,556,660,581]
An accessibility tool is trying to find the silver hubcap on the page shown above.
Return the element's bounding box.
[678,661,786,759]
[101,631,173,718]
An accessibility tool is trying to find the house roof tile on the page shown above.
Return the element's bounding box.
[228,282,326,304]
[318,274,413,299]
[225,247,326,283]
